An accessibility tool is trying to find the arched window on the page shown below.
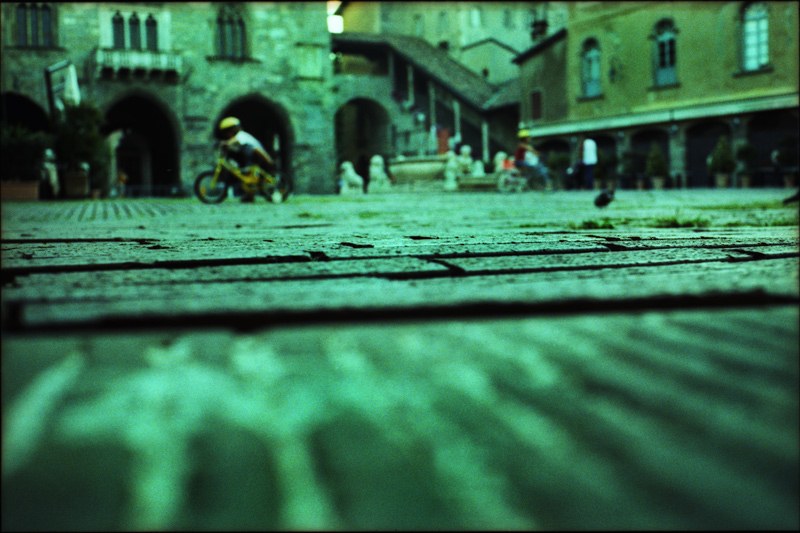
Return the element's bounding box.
[503,9,514,29]
[112,11,125,49]
[30,4,39,46]
[742,2,769,71]
[129,12,141,50]
[470,7,483,28]
[437,11,447,35]
[16,4,29,46]
[581,38,602,98]
[145,14,158,51]
[653,19,677,86]
[236,17,247,57]
[413,13,423,37]
[16,3,55,47]
[41,4,53,47]
[217,6,246,59]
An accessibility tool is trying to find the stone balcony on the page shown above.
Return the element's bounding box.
[92,47,183,83]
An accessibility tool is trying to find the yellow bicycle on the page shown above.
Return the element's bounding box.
[194,149,290,204]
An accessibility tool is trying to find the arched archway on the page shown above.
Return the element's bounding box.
[105,93,179,196]
[1,93,50,132]
[748,110,799,187]
[335,98,390,189]
[686,120,728,188]
[593,134,619,187]
[536,138,572,189]
[218,95,294,192]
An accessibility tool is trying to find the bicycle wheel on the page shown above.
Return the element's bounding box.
[194,171,228,204]
[259,174,291,203]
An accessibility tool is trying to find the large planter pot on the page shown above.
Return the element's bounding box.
[651,176,666,190]
[739,174,753,188]
[714,173,730,188]
[63,171,90,198]
[1,181,40,201]
[388,156,446,184]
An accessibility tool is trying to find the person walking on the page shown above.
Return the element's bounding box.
[581,136,598,190]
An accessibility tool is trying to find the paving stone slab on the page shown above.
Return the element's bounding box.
[6,257,797,330]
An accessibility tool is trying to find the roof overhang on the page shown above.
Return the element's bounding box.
[512,28,567,65]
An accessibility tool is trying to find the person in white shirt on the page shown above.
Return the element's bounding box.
[581,136,598,189]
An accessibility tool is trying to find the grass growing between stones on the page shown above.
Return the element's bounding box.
[296,212,327,219]
[651,215,711,228]
[570,218,616,230]
[722,215,799,227]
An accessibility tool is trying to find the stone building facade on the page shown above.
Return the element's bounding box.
[337,1,569,85]
[2,2,338,195]
[513,1,800,188]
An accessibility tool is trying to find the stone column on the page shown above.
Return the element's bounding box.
[454,100,461,143]
[428,81,437,155]
[668,124,687,188]
[481,121,490,163]
[407,64,414,108]
[616,131,629,183]
[729,116,747,188]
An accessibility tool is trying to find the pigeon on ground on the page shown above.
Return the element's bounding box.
[594,189,615,208]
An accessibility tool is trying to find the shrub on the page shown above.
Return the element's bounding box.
[708,136,736,174]
[645,142,668,178]
[0,124,52,182]
[53,103,111,191]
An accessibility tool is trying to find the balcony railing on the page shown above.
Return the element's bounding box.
[93,48,183,82]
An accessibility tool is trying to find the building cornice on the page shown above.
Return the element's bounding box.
[526,93,799,138]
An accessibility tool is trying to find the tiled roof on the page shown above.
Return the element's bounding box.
[483,79,521,110]
[461,37,519,55]
[333,32,514,111]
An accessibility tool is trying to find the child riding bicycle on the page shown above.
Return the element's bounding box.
[515,129,552,190]
[218,117,275,202]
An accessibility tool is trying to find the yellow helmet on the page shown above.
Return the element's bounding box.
[219,117,240,130]
[518,129,531,138]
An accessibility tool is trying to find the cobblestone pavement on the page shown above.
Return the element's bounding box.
[2,189,798,530]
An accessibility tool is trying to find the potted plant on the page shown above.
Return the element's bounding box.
[53,103,111,198]
[734,141,758,188]
[0,124,52,200]
[645,142,669,189]
[708,135,735,188]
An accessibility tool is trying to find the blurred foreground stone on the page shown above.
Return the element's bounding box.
[2,190,798,530]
